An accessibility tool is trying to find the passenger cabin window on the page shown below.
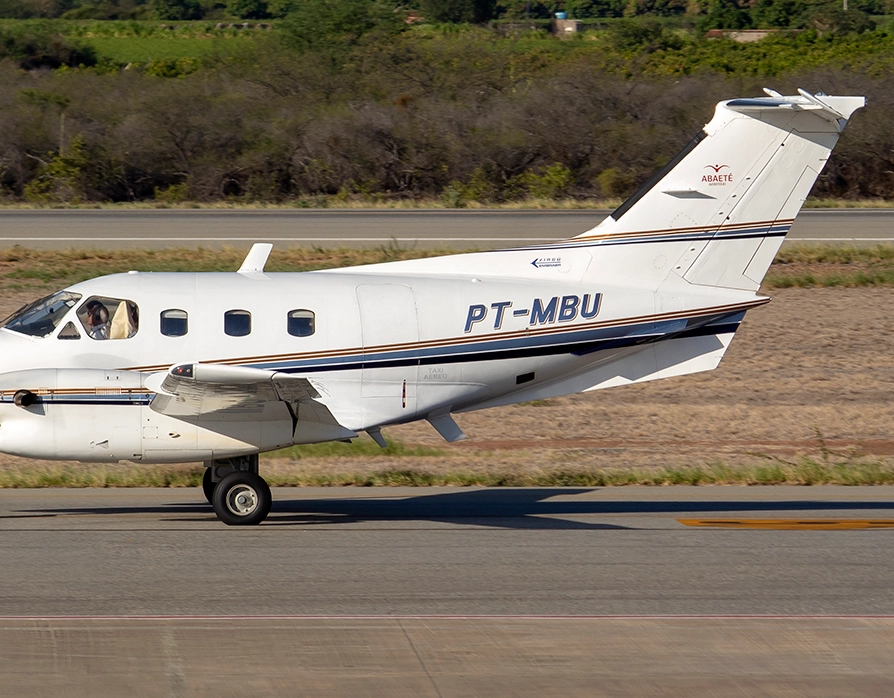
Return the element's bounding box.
[287,309,315,337]
[160,309,188,337]
[224,310,251,337]
[1,291,81,337]
[77,296,139,341]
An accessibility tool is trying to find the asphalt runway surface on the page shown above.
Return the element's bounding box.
[2,486,893,695]
[2,486,894,696]
[0,208,891,250]
[3,486,893,616]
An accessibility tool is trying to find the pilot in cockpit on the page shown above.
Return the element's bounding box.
[84,300,110,340]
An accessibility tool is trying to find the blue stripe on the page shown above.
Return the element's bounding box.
[498,225,790,254]
[0,395,151,406]
[261,309,746,374]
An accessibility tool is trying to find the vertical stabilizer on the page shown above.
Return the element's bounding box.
[579,91,865,290]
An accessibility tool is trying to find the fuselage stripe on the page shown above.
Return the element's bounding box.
[126,298,768,373]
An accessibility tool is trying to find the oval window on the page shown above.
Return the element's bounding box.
[161,309,188,337]
[224,310,251,337]
[287,309,315,337]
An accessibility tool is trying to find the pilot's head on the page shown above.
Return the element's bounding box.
[85,301,109,327]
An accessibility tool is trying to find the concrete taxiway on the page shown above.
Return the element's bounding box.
[2,486,894,696]
[0,208,891,249]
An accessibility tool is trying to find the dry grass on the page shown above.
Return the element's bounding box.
[1,457,891,488]
[0,244,891,310]
[0,197,889,210]
[765,244,894,287]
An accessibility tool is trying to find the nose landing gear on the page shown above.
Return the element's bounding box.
[202,455,272,525]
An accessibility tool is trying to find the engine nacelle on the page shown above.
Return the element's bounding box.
[0,369,294,463]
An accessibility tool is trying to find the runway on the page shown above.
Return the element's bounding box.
[2,486,892,616]
[0,208,891,249]
[2,486,893,695]
[3,616,892,697]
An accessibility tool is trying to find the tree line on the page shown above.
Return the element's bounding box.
[0,0,890,30]
[0,12,892,205]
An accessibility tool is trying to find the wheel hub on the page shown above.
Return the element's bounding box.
[225,484,259,516]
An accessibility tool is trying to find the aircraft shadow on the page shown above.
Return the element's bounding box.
[16,487,894,530]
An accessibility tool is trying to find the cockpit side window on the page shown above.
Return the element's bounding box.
[1,291,81,338]
[58,322,81,340]
[77,297,139,341]
[287,309,315,337]
[160,309,188,337]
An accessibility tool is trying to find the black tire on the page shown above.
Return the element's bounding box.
[211,470,272,526]
[202,467,215,504]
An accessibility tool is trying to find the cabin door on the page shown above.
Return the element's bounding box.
[356,283,419,425]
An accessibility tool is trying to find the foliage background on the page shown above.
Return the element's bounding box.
[0,3,892,205]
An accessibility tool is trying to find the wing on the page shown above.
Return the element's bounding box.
[146,362,356,441]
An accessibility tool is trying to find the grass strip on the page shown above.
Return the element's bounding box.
[2,458,893,488]
[1,243,894,296]
[267,439,446,460]
[0,243,453,294]
[764,244,894,288]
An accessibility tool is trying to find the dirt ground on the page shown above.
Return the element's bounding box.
[0,286,892,480]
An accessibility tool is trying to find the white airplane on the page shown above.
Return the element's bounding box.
[0,90,865,524]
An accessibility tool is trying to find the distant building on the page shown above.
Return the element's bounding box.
[553,19,582,37]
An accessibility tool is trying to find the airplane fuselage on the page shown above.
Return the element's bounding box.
[0,261,758,463]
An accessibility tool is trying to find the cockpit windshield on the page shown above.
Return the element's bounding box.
[0,291,82,337]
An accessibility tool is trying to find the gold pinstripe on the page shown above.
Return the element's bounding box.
[127,297,768,373]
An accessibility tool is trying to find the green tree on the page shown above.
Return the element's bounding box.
[23,136,89,204]
[566,0,626,17]
[266,0,298,17]
[698,0,750,30]
[151,0,202,20]
[750,0,805,28]
[228,0,270,19]
[609,18,684,50]
[421,0,496,23]
[803,3,875,34]
[279,0,405,53]
[0,27,97,69]
[496,0,563,19]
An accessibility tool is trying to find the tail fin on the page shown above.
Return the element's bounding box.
[580,90,865,291]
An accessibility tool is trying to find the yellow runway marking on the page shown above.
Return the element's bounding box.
[678,519,894,530]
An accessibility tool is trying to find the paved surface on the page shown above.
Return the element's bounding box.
[3,486,894,695]
[2,617,893,697]
[2,486,893,616]
[0,209,890,249]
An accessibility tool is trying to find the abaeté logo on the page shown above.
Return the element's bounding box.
[702,164,733,186]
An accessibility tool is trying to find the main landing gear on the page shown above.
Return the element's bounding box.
[202,455,272,526]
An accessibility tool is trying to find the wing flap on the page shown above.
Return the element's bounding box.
[148,363,356,439]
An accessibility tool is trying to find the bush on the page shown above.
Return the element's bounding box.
[150,0,202,20]
[0,25,97,69]
[420,0,496,24]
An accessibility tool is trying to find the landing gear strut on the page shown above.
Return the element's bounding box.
[202,455,272,525]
